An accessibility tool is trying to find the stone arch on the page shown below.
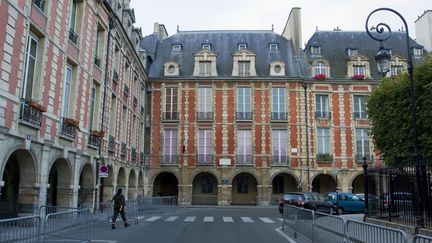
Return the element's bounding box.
[351,173,377,195]
[231,172,258,205]
[311,174,337,195]
[102,164,115,201]
[78,163,94,206]
[47,158,73,206]
[137,171,144,198]
[1,149,38,218]
[192,172,218,205]
[128,170,137,199]
[153,172,178,197]
[117,167,127,191]
[270,172,299,205]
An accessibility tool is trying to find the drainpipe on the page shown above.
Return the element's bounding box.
[97,19,114,205]
[300,82,310,192]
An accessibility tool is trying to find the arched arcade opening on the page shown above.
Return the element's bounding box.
[312,174,337,195]
[153,172,178,197]
[231,172,257,205]
[271,173,298,204]
[78,164,94,206]
[47,158,72,206]
[192,172,218,205]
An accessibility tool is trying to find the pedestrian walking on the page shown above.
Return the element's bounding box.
[111,188,129,229]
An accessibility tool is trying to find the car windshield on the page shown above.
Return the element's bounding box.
[351,195,361,201]
[283,194,303,200]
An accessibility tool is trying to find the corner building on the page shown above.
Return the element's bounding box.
[142,9,426,206]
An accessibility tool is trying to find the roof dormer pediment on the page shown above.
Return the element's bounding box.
[347,55,369,62]
[232,49,256,57]
[193,49,218,58]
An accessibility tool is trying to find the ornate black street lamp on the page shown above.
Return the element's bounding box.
[365,7,423,229]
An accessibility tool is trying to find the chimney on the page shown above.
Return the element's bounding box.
[153,22,169,40]
[282,7,302,56]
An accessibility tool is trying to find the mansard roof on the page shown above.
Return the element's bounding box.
[141,30,305,78]
[304,31,425,79]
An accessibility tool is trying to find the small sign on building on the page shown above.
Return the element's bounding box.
[99,165,109,178]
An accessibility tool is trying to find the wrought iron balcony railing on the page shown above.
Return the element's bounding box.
[19,99,42,128]
[197,112,213,121]
[236,154,253,164]
[197,154,213,164]
[108,135,115,152]
[88,132,101,147]
[113,70,119,83]
[61,117,77,139]
[68,28,78,45]
[131,148,137,162]
[353,112,368,119]
[162,112,179,121]
[162,154,178,164]
[316,153,334,162]
[133,97,138,107]
[140,152,145,164]
[94,56,101,68]
[124,84,129,97]
[271,112,288,121]
[272,155,288,164]
[315,111,331,119]
[121,142,127,155]
[356,154,373,162]
[236,112,253,121]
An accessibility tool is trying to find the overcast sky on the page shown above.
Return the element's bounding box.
[130,0,430,44]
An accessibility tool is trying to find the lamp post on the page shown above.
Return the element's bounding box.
[300,82,310,192]
[363,156,369,219]
[365,8,423,230]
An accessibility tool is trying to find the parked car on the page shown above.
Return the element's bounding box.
[355,193,378,213]
[327,192,365,214]
[378,192,414,212]
[279,192,333,214]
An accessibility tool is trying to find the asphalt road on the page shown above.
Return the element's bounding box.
[90,206,288,243]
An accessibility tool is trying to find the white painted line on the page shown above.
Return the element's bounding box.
[87,241,117,243]
[165,216,178,222]
[241,217,254,223]
[138,216,146,220]
[203,216,214,222]
[184,216,196,222]
[259,217,275,223]
[275,227,297,243]
[223,217,234,222]
[277,218,283,221]
[145,216,161,221]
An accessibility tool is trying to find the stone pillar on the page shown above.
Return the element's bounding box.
[179,184,192,206]
[258,184,272,206]
[72,155,82,207]
[38,144,52,208]
[218,185,232,206]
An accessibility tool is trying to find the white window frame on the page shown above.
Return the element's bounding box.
[272,88,286,113]
[238,61,250,76]
[62,64,73,118]
[347,48,358,57]
[238,43,247,50]
[354,95,367,119]
[353,65,365,75]
[314,62,327,75]
[272,130,287,163]
[390,65,404,76]
[316,94,329,117]
[89,84,96,130]
[199,61,211,76]
[356,128,370,158]
[163,129,178,161]
[237,87,251,112]
[22,34,39,99]
[198,129,212,163]
[317,128,330,155]
[269,43,278,52]
[198,87,212,112]
[172,44,181,52]
[202,44,211,50]
[311,46,321,55]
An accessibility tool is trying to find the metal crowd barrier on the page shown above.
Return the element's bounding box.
[42,208,92,243]
[126,200,139,224]
[80,201,113,223]
[346,220,408,243]
[0,215,41,242]
[136,196,177,214]
[414,235,432,243]
[314,212,346,243]
[39,205,79,219]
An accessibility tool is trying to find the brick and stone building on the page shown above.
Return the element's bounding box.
[141,8,427,206]
[0,0,147,218]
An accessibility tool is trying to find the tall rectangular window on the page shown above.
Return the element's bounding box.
[121,106,127,142]
[199,61,211,76]
[272,88,286,113]
[314,62,327,75]
[237,87,251,112]
[61,65,73,118]
[315,94,329,118]
[198,87,212,112]
[114,46,120,73]
[22,35,38,99]
[354,95,367,119]
[202,175,213,193]
[272,130,287,163]
[163,129,178,163]
[356,128,370,160]
[353,65,365,75]
[311,46,321,55]
[164,87,178,120]
[88,84,96,130]
[390,65,404,76]
[237,130,252,164]
[317,128,330,155]
[109,94,117,135]
[238,61,250,76]
[198,129,212,163]
[237,175,248,193]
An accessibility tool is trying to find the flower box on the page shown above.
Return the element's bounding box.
[353,74,365,80]
[314,73,326,81]
[64,118,79,127]
[92,130,105,138]
[27,99,47,112]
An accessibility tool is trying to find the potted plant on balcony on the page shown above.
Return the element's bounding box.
[314,73,326,81]
[27,99,47,112]
[92,130,105,138]
[64,118,79,127]
[352,74,365,80]
[317,153,333,162]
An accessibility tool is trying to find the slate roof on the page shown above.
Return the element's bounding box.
[141,30,304,79]
[304,31,425,79]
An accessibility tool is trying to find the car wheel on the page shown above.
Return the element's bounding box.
[337,208,343,215]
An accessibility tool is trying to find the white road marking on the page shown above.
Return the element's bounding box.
[138,216,146,220]
[90,241,117,243]
[223,217,234,222]
[277,218,283,221]
[259,217,275,223]
[145,216,161,221]
[241,217,254,223]
[184,216,196,222]
[165,216,178,222]
[204,216,214,222]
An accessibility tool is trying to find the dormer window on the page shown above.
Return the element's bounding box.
[238,61,250,76]
[238,43,247,50]
[202,44,211,50]
[270,61,285,76]
[232,49,256,77]
[192,50,218,76]
[199,61,211,76]
[172,44,181,52]
[413,48,423,57]
[314,61,327,75]
[164,62,180,76]
[347,48,358,57]
[311,46,321,55]
[269,43,278,52]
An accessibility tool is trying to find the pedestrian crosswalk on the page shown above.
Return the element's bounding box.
[140,215,283,224]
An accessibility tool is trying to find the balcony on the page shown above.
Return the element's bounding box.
[356,154,373,162]
[124,84,129,97]
[88,131,102,147]
[113,70,119,84]
[61,117,78,139]
[271,112,288,121]
[131,148,137,162]
[353,112,368,119]
[68,28,78,45]
[162,112,179,121]
[121,142,127,155]
[108,135,115,153]
[133,97,138,107]
[94,56,101,68]
[316,153,333,162]
[315,111,331,119]
[196,154,213,164]
[236,112,253,121]
[162,154,178,165]
[272,155,288,165]
[19,98,43,128]
[196,112,213,121]
[236,154,253,164]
